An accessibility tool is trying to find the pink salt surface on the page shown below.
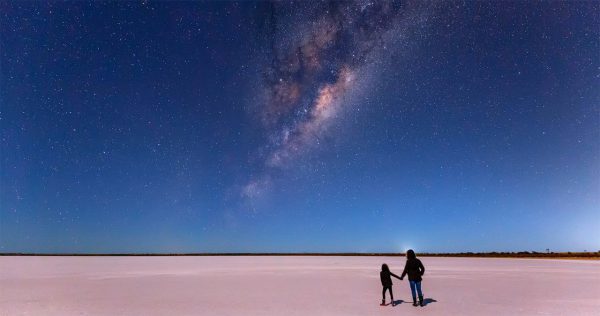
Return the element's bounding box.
[1,256,599,315]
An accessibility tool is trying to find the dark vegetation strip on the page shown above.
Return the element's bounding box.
[1,252,599,258]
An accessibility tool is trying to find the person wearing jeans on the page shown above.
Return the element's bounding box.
[409,279,423,304]
[400,249,426,306]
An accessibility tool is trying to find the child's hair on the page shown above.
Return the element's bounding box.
[407,249,416,259]
[381,263,390,272]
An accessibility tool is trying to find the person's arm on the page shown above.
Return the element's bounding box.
[390,272,401,280]
[419,260,425,276]
[400,261,408,279]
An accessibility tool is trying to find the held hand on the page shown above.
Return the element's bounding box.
[400,277,404,281]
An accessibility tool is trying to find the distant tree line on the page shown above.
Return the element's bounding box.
[1,251,599,258]
[417,251,600,259]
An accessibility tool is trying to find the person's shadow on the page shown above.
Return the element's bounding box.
[392,300,404,306]
[422,298,437,306]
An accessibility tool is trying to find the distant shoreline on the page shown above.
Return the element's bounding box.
[1,252,598,259]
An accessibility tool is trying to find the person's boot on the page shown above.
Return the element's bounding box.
[419,295,424,306]
[380,299,385,306]
[391,299,395,306]
[412,297,418,306]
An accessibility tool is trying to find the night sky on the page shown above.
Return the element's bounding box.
[1,1,598,253]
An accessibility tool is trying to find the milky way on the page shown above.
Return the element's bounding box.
[243,1,432,198]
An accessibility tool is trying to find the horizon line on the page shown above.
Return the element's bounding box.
[1,251,598,257]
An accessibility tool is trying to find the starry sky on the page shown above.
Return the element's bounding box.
[1,1,598,254]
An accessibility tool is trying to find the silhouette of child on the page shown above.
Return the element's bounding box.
[380,263,401,306]
[400,249,426,306]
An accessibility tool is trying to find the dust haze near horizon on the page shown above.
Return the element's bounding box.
[1,1,599,253]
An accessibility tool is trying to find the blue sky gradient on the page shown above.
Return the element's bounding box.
[1,1,598,253]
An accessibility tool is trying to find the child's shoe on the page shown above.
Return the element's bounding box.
[380,299,385,306]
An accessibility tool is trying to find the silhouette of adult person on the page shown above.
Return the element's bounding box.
[400,249,426,306]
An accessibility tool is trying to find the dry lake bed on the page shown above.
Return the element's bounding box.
[1,256,599,315]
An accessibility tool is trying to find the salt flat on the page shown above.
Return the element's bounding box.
[1,256,599,315]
